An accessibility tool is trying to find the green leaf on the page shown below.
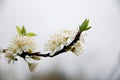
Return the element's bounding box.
[16,26,22,34]
[21,26,26,36]
[26,32,37,36]
[84,26,91,31]
[80,19,88,29]
[79,19,91,32]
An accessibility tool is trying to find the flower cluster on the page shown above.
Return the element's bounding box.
[5,35,37,63]
[44,29,83,56]
[4,26,40,71]
[7,35,36,54]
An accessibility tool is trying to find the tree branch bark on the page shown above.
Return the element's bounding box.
[19,30,82,58]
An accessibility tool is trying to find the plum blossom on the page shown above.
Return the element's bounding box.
[4,35,37,63]
[5,52,15,63]
[60,29,77,45]
[44,33,67,55]
[71,40,83,55]
[6,35,37,55]
[44,29,83,56]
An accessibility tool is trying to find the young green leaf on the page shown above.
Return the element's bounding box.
[79,19,91,32]
[21,26,26,36]
[26,32,37,37]
[84,26,91,31]
[80,19,88,29]
[16,26,22,34]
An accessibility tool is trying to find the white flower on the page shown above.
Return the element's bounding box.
[16,48,22,54]
[71,40,83,55]
[44,29,79,56]
[5,52,15,63]
[22,45,30,52]
[60,29,77,45]
[61,29,72,38]
[44,33,67,55]
[6,35,36,55]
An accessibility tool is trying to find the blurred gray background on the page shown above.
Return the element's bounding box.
[0,0,120,80]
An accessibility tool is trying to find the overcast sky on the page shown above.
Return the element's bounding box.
[0,0,120,80]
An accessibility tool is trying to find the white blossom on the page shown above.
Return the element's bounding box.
[44,33,67,55]
[44,29,81,56]
[5,52,15,63]
[71,40,83,55]
[6,35,37,55]
[60,29,77,45]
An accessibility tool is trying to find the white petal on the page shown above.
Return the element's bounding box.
[16,49,22,54]
[49,52,55,56]
[28,63,38,72]
[22,45,29,52]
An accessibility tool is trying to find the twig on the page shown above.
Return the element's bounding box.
[18,31,82,58]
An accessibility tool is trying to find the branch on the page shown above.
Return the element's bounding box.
[0,19,91,72]
[18,31,82,58]
[2,19,90,60]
